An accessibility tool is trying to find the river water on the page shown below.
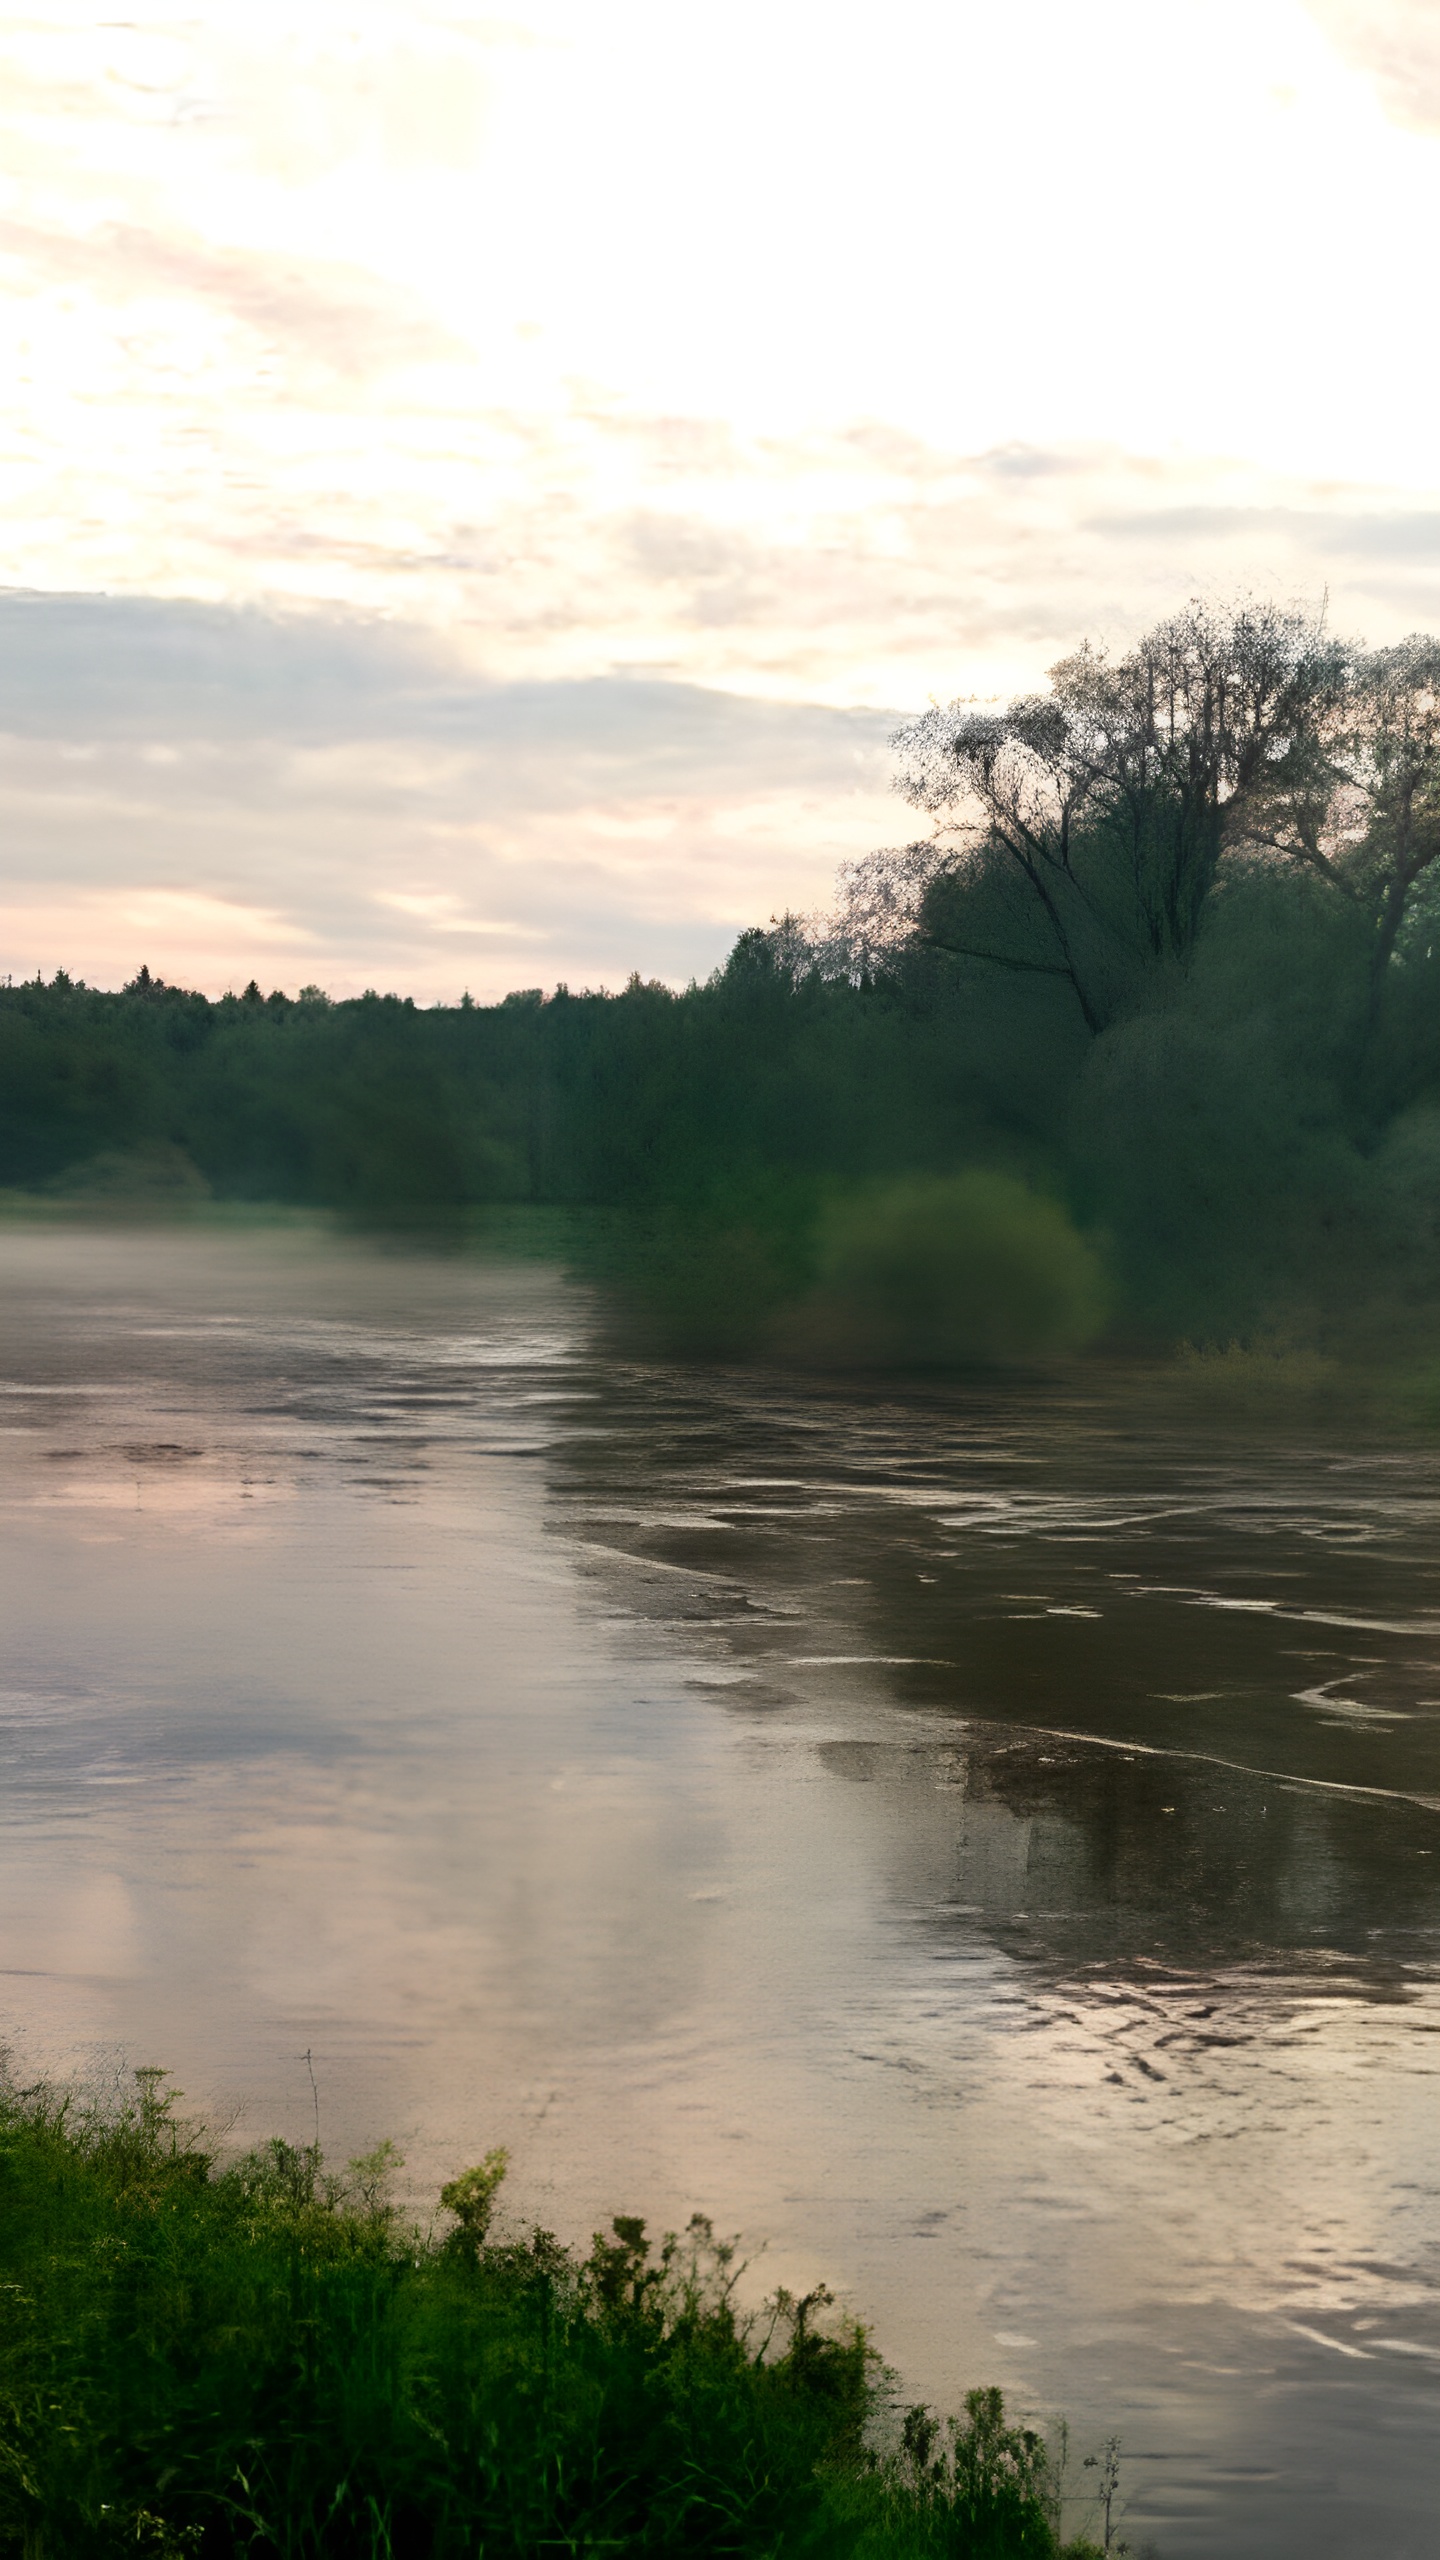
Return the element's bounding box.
[2,1222,1439,2555]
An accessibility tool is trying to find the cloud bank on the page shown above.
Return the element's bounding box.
[1303,0,1440,130]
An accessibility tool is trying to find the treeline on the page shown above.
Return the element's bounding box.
[0,959,1004,1223]
[4,600,1439,1364]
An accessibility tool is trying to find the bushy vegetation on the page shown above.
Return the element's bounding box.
[0,2066,1098,2558]
[798,1175,1109,1369]
[2,598,1438,1370]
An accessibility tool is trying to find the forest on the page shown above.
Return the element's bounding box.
[4,601,1439,1370]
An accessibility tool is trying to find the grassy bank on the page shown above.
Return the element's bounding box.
[0,2067,1108,2558]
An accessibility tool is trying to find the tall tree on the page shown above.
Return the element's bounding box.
[842,601,1348,1030]
[1241,634,1440,1020]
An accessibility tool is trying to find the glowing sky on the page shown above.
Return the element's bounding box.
[3,0,1440,995]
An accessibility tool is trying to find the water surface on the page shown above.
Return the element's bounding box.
[3,1223,1439,2556]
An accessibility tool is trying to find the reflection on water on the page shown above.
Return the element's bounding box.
[2,1224,1440,2556]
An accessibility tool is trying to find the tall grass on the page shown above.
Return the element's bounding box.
[0,2067,1105,2558]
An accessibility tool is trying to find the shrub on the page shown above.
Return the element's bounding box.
[802,1173,1108,1368]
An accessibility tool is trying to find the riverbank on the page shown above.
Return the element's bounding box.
[2,1187,1439,1440]
[0,2066,1104,2558]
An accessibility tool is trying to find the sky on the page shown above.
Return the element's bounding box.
[3,0,1440,999]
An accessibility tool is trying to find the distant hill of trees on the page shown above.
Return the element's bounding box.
[4,601,1439,1364]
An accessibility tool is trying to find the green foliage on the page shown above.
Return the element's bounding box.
[0,2066,1070,2559]
[584,1166,825,1356]
[799,1174,1108,1369]
[437,2146,508,2250]
[2,767,1440,1368]
[831,2392,1063,2559]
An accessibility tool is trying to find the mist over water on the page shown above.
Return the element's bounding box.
[2,1224,1440,2555]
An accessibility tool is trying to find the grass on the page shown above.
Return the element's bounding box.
[0,2066,1111,2558]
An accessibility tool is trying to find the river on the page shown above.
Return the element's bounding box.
[2,1221,1438,2555]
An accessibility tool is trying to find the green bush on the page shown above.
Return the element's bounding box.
[799,1173,1108,1368]
[0,2067,1083,2558]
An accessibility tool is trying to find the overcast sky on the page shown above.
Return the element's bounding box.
[3,0,1440,997]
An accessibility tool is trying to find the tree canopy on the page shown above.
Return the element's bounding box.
[838,601,1440,1034]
